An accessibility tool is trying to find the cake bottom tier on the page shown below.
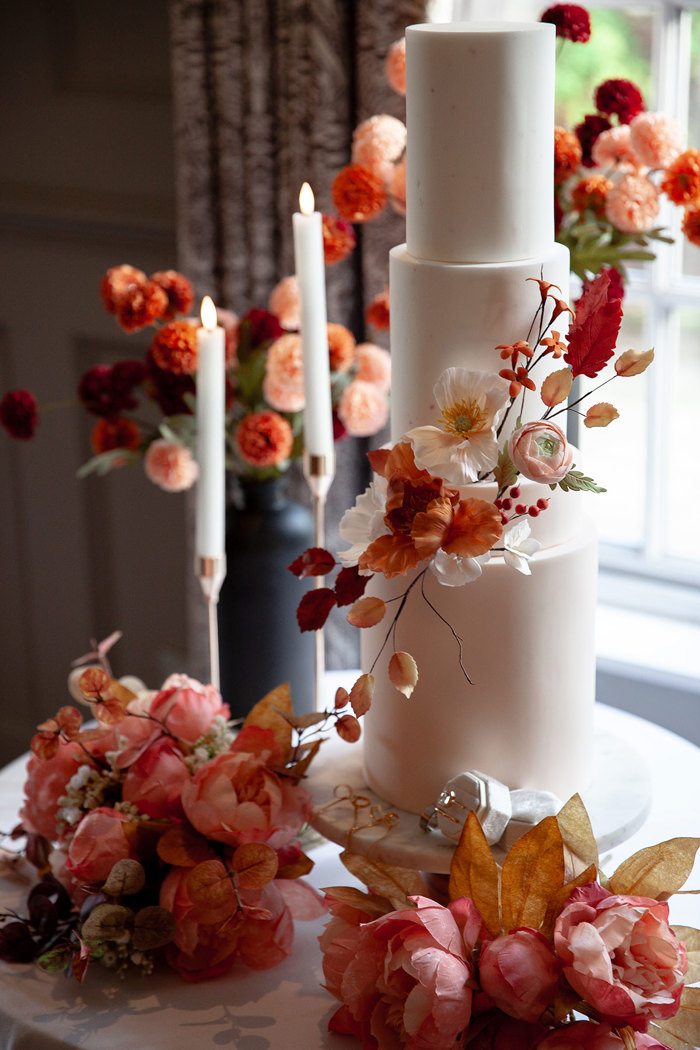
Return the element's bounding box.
[361,518,598,815]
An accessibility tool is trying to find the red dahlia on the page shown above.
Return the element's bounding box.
[574,113,613,167]
[0,389,38,439]
[78,361,145,417]
[541,4,591,43]
[237,308,284,350]
[594,79,645,124]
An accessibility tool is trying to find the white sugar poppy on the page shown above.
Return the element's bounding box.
[337,476,389,569]
[406,368,510,484]
[503,519,541,575]
[429,547,491,587]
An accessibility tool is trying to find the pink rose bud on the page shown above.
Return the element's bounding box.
[479,928,560,1023]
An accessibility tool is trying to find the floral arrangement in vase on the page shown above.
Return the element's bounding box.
[0,259,391,488]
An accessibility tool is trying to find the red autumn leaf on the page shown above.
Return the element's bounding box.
[564,272,622,379]
[334,565,370,606]
[296,588,336,632]
[336,714,362,743]
[79,667,111,699]
[288,547,336,578]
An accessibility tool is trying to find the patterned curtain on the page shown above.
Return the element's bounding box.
[169,0,426,671]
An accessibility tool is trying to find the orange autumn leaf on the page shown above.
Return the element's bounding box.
[232,843,279,889]
[584,402,619,428]
[55,706,82,739]
[349,673,374,717]
[388,652,418,699]
[79,667,111,699]
[556,793,599,876]
[500,816,565,934]
[615,347,655,377]
[346,595,386,628]
[359,534,422,577]
[277,848,315,880]
[608,837,700,900]
[244,682,293,760]
[157,824,213,868]
[336,714,362,742]
[448,811,501,939]
[187,859,235,908]
[540,367,573,408]
[30,731,60,761]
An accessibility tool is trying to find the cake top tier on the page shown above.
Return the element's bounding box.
[405,22,556,265]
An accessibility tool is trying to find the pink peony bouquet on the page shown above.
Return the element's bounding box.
[319,798,700,1050]
[0,635,336,982]
[0,262,390,480]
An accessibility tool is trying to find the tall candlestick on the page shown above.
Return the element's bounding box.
[293,182,334,460]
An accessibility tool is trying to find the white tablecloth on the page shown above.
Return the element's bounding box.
[1,703,698,1050]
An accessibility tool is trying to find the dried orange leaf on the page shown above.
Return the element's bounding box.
[501,816,565,934]
[556,793,599,876]
[449,811,501,939]
[94,698,127,726]
[615,347,655,377]
[103,858,146,897]
[584,402,619,428]
[540,367,573,407]
[55,706,82,738]
[276,709,327,730]
[608,837,700,899]
[232,842,279,889]
[30,732,59,760]
[277,849,315,880]
[109,679,136,705]
[322,884,394,919]
[336,714,361,743]
[340,851,426,910]
[388,652,418,698]
[187,859,235,908]
[157,824,212,868]
[334,686,349,709]
[346,595,386,628]
[655,987,700,1046]
[647,1024,688,1050]
[541,863,598,940]
[79,667,111,699]
[243,682,293,759]
[81,903,132,944]
[286,738,323,781]
[349,673,374,717]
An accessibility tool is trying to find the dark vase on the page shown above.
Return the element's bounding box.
[217,477,315,719]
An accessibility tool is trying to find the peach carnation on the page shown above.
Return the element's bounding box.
[144,438,198,492]
[268,275,300,331]
[629,111,682,169]
[605,173,659,233]
[366,286,390,331]
[99,264,146,314]
[351,115,406,184]
[337,379,388,437]
[266,333,304,393]
[682,205,700,246]
[332,163,387,223]
[90,417,141,456]
[327,323,356,373]
[235,410,293,468]
[263,373,305,413]
[388,154,406,216]
[591,125,642,173]
[554,126,582,184]
[571,174,613,216]
[354,343,391,392]
[384,37,406,95]
[661,148,700,206]
[150,319,198,375]
[322,213,356,265]
[115,279,169,332]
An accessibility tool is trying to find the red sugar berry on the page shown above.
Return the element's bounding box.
[501,513,510,525]
[510,486,521,498]
[515,503,527,515]
[501,498,512,511]
[537,498,549,510]
[528,506,540,517]
[494,498,503,510]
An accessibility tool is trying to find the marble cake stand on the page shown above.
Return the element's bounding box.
[306,714,652,875]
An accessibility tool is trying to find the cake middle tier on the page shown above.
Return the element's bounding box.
[389,242,571,441]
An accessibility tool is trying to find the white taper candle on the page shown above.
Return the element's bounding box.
[195,296,226,559]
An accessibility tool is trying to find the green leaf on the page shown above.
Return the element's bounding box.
[37,944,73,972]
[236,347,268,407]
[80,903,133,944]
[493,447,518,491]
[555,467,606,494]
[76,448,140,478]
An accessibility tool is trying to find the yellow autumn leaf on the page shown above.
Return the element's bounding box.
[346,595,387,628]
[448,811,501,939]
[349,672,374,716]
[673,926,700,984]
[556,793,599,876]
[388,652,418,698]
[608,837,700,899]
[584,402,619,428]
[501,816,565,934]
[243,682,293,758]
[615,347,655,376]
[340,850,427,910]
[655,987,700,1047]
[540,367,573,407]
[647,1024,689,1050]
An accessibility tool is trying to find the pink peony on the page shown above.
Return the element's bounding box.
[352,114,407,184]
[268,274,300,331]
[20,740,87,842]
[554,882,687,1030]
[591,125,642,172]
[322,894,482,1050]
[263,372,305,412]
[144,438,198,492]
[479,929,560,1023]
[354,343,392,392]
[384,37,406,95]
[181,726,312,849]
[265,332,304,394]
[509,420,573,484]
[337,379,388,437]
[65,807,132,885]
[121,736,189,820]
[605,173,660,233]
[629,112,682,170]
[537,1021,673,1049]
[149,675,229,743]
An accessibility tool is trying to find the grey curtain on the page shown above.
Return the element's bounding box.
[169,0,425,671]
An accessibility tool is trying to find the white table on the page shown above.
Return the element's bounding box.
[1,703,698,1050]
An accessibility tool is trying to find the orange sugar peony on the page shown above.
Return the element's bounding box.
[554,126,582,184]
[605,173,659,233]
[90,416,141,456]
[327,323,356,372]
[235,410,293,468]
[150,320,198,375]
[661,148,700,206]
[331,164,387,223]
[682,206,700,246]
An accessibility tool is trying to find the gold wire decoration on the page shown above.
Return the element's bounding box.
[316,784,399,847]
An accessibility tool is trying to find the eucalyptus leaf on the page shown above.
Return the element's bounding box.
[81,903,133,944]
[131,906,177,950]
[102,858,146,898]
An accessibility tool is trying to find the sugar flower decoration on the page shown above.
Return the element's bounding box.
[503,520,541,576]
[429,547,491,587]
[406,368,510,485]
[337,476,389,570]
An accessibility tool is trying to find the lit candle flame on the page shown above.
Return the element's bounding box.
[200,295,217,331]
[299,182,315,215]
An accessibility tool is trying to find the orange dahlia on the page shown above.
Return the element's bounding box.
[554,126,583,184]
[99,264,146,314]
[331,164,387,223]
[661,149,700,207]
[115,280,169,332]
[366,287,390,331]
[327,323,356,372]
[235,410,293,468]
[150,320,198,375]
[150,269,194,317]
[322,213,356,265]
[682,207,700,247]
[571,174,613,217]
[90,417,141,456]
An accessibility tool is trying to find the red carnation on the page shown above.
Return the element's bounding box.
[541,4,591,43]
[115,279,169,332]
[0,389,38,439]
[575,113,613,167]
[237,308,284,350]
[78,360,145,418]
[150,270,194,318]
[594,79,645,124]
[144,349,195,416]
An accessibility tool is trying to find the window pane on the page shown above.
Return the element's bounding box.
[664,306,700,562]
[681,11,700,278]
[577,301,648,549]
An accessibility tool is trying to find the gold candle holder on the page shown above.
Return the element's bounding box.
[303,450,335,711]
[196,553,227,691]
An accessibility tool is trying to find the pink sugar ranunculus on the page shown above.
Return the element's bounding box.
[354,342,392,393]
[268,274,300,331]
[65,807,132,885]
[605,173,660,234]
[479,928,560,1023]
[509,420,573,484]
[553,883,687,1031]
[150,674,229,743]
[20,741,87,842]
[322,894,482,1050]
[591,125,642,172]
[121,737,189,820]
[629,111,682,170]
[181,741,312,849]
[337,378,389,437]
